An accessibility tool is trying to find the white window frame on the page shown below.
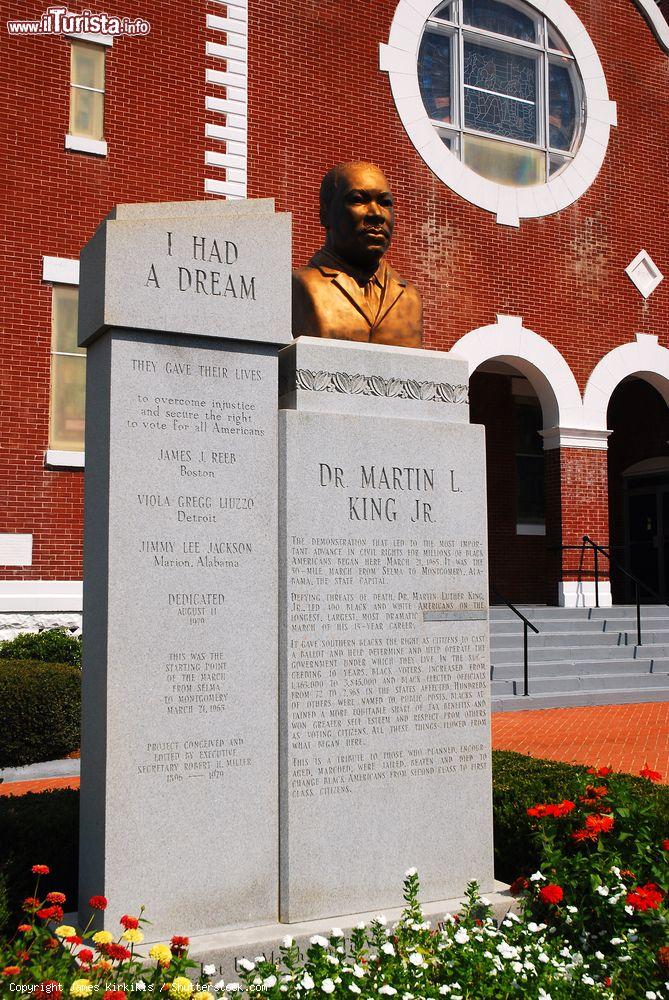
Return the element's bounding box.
[42,256,85,469]
[380,0,617,226]
[65,37,109,157]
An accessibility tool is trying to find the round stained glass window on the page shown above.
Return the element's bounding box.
[417,0,585,187]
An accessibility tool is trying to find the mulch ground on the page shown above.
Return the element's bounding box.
[1,702,666,797]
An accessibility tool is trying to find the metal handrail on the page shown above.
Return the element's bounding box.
[580,535,669,646]
[491,587,539,697]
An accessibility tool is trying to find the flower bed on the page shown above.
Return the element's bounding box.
[0,760,666,998]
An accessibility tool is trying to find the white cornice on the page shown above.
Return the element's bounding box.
[633,0,669,52]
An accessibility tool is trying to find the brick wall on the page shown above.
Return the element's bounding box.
[1,0,207,580]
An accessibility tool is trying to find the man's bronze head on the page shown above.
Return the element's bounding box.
[319,162,395,273]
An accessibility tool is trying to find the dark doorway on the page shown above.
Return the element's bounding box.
[607,377,669,604]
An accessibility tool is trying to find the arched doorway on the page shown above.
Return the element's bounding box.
[608,378,669,603]
[469,363,548,603]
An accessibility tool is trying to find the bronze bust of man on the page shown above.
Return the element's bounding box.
[292,162,423,348]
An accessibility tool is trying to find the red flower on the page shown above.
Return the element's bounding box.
[663,840,669,851]
[580,785,608,803]
[509,876,529,897]
[527,800,575,819]
[2,966,21,976]
[46,892,66,905]
[626,882,664,912]
[36,905,64,922]
[89,895,108,910]
[603,977,612,987]
[22,897,40,911]
[120,914,139,930]
[658,946,669,971]
[170,934,190,954]
[18,950,30,962]
[587,766,613,777]
[640,764,662,782]
[572,813,615,841]
[66,935,83,945]
[18,924,32,933]
[78,948,94,964]
[43,938,59,951]
[104,991,128,1000]
[102,942,132,962]
[35,983,62,999]
[32,865,50,876]
[538,884,564,905]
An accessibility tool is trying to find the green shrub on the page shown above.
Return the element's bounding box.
[0,628,82,667]
[0,660,81,768]
[0,790,79,930]
[491,750,669,882]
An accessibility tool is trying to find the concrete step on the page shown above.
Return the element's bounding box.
[491,687,669,712]
[492,671,669,697]
[588,606,669,620]
[617,630,669,645]
[490,657,665,679]
[492,630,618,649]
[491,643,637,664]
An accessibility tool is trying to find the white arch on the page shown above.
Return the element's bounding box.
[451,314,583,430]
[634,0,669,52]
[582,334,669,431]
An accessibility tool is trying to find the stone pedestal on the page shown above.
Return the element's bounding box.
[78,200,291,937]
[278,338,495,922]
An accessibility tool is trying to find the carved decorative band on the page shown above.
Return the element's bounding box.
[287,369,469,404]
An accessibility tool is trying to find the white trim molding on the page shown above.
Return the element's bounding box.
[65,31,114,47]
[633,0,669,52]
[0,581,82,613]
[583,334,669,433]
[380,0,617,226]
[559,580,612,608]
[42,256,79,285]
[65,134,108,157]
[45,450,85,468]
[540,427,612,451]
[205,5,248,198]
[452,314,583,429]
[625,249,664,299]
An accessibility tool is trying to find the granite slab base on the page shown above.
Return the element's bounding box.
[185,882,514,981]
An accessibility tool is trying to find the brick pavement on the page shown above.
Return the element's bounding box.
[491,702,669,782]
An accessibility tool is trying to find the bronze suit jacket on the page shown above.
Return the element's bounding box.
[292,250,423,348]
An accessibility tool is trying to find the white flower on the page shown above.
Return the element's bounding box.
[405,867,418,877]
[331,928,344,938]
[378,987,397,996]
[566,906,578,914]
[311,935,329,948]
[239,959,255,972]
[321,980,336,994]
[135,985,146,994]
[349,987,361,995]
[595,951,604,960]
[596,886,610,897]
[282,936,294,949]
[646,992,658,999]
[624,905,634,916]
[538,991,553,1000]
[326,956,340,966]
[356,922,366,930]
[408,952,424,966]
[480,897,491,906]
[264,977,278,989]
[511,961,523,974]
[527,922,540,933]
[454,929,469,945]
[376,915,388,926]
[610,938,623,946]
[619,955,632,963]
[381,943,395,956]
[301,975,315,990]
[452,996,463,1000]
[582,976,595,986]
[506,911,521,923]
[530,872,546,882]
[538,953,549,964]
[353,965,365,979]
[203,966,217,977]
[438,988,450,996]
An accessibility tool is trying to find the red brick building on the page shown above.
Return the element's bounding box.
[2,0,669,633]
